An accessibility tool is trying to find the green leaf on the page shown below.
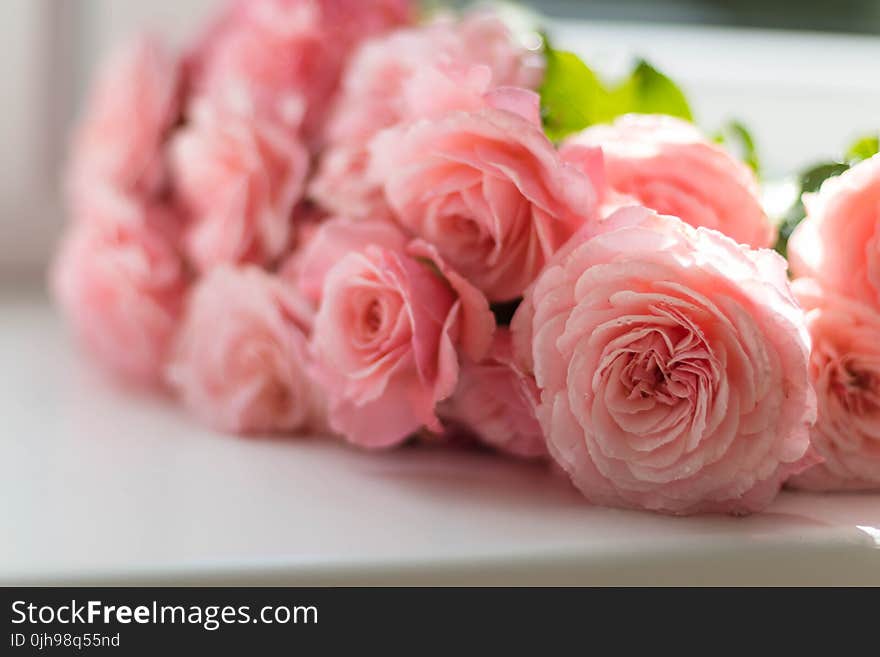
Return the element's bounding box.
[846,134,880,163]
[539,41,693,141]
[799,161,850,193]
[539,45,606,141]
[616,60,693,122]
[713,120,761,176]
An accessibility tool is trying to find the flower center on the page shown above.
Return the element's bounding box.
[831,359,880,415]
[364,299,383,336]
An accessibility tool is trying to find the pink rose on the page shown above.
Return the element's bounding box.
[286,216,407,305]
[441,329,547,459]
[69,33,181,198]
[562,114,775,249]
[308,143,392,222]
[167,265,324,435]
[188,0,414,141]
[786,279,880,491]
[325,10,543,145]
[511,206,816,515]
[170,100,309,272]
[369,89,599,302]
[788,155,880,308]
[309,220,495,447]
[310,8,544,219]
[310,64,499,221]
[51,190,187,386]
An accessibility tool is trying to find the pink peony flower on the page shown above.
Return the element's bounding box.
[786,279,880,491]
[310,8,544,219]
[169,100,309,273]
[441,329,547,459]
[188,0,414,142]
[51,189,187,386]
[369,89,599,302]
[309,220,495,447]
[167,265,324,435]
[788,154,880,308]
[69,33,181,198]
[511,206,816,515]
[561,114,775,249]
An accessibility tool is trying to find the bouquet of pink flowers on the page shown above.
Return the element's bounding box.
[52,0,880,515]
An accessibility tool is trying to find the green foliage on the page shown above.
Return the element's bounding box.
[846,134,880,163]
[714,120,761,176]
[539,42,692,141]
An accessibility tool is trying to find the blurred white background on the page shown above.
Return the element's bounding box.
[1,0,879,278]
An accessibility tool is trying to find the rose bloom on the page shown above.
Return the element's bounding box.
[788,154,880,308]
[369,88,599,302]
[69,33,180,197]
[511,207,816,515]
[188,0,414,141]
[785,279,880,491]
[441,329,547,459]
[310,64,500,221]
[286,216,407,306]
[324,9,544,145]
[561,114,774,249]
[310,8,545,219]
[167,265,324,435]
[308,219,495,447]
[170,100,309,273]
[52,190,187,386]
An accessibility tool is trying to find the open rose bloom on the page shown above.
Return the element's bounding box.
[562,114,775,249]
[785,280,880,491]
[370,88,599,302]
[307,219,495,447]
[512,208,817,514]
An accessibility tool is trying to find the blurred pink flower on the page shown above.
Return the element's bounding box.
[788,154,880,308]
[787,279,880,491]
[441,329,547,459]
[168,265,324,435]
[512,207,816,515]
[69,33,181,198]
[309,220,494,447]
[52,190,187,386]
[187,0,414,143]
[562,114,775,249]
[170,100,309,273]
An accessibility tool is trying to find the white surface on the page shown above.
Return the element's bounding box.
[2,290,880,585]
